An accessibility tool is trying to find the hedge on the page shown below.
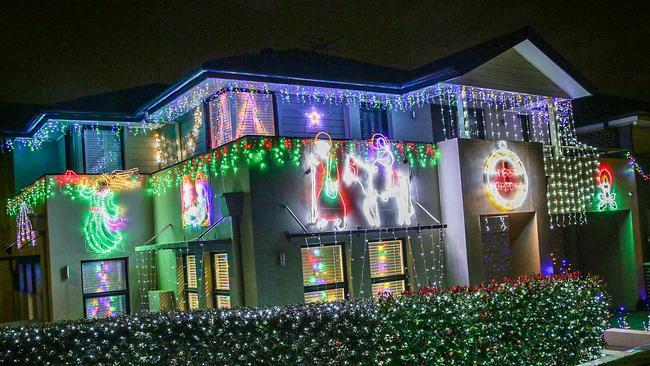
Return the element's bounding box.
[0,273,608,365]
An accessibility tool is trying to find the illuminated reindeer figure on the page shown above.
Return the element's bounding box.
[342,133,415,227]
[342,153,381,227]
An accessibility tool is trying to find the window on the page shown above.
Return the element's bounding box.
[83,128,123,173]
[209,91,276,148]
[301,244,347,303]
[183,254,199,310]
[360,104,388,139]
[81,258,129,318]
[430,104,458,141]
[369,240,407,296]
[212,253,231,308]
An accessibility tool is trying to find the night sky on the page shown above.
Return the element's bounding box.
[1,1,648,105]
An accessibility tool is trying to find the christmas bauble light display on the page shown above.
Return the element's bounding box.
[483,141,529,211]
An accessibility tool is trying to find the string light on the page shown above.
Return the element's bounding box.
[628,152,650,181]
[0,273,608,365]
[15,201,37,249]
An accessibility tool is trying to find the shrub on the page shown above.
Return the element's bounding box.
[0,273,608,365]
[378,273,609,365]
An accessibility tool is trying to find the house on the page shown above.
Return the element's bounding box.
[0,27,643,322]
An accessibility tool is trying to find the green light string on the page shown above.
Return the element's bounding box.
[150,136,438,196]
[78,185,125,254]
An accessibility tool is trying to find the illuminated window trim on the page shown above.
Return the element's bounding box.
[211,252,231,308]
[207,88,279,149]
[368,239,409,297]
[80,257,130,319]
[301,242,348,302]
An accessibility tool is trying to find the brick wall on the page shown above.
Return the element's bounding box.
[577,128,621,149]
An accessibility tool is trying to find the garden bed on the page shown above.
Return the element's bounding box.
[0,273,608,365]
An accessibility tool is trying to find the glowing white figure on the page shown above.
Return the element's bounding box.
[343,154,380,227]
[372,134,415,226]
[341,133,415,227]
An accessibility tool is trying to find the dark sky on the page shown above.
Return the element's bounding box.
[1,0,648,105]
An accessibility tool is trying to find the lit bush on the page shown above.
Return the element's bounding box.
[0,273,608,365]
[378,273,609,365]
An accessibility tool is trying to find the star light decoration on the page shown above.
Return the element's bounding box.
[305,107,323,127]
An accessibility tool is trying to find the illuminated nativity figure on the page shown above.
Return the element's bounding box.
[307,132,348,230]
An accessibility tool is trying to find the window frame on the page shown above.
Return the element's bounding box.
[211,251,231,308]
[368,239,410,295]
[80,257,130,319]
[301,242,349,302]
[81,126,125,173]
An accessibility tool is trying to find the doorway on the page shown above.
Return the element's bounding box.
[480,212,541,282]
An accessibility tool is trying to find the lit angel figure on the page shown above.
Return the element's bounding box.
[307,132,347,230]
[596,166,617,211]
[80,178,126,254]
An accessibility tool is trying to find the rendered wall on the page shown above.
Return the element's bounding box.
[438,138,549,286]
[564,157,644,308]
[150,165,249,307]
[46,182,153,320]
[245,151,442,306]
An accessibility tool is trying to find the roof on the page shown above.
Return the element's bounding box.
[573,94,650,127]
[2,27,593,137]
[406,26,594,94]
[52,83,168,114]
[195,26,593,95]
[0,83,168,136]
[0,101,49,134]
[202,49,409,87]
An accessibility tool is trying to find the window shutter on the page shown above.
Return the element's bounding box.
[301,246,344,286]
[83,129,123,173]
[85,294,128,318]
[216,295,231,308]
[81,259,128,294]
[304,288,346,303]
[372,280,405,295]
[185,255,198,288]
[214,253,230,291]
[187,293,199,310]
[369,240,405,279]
